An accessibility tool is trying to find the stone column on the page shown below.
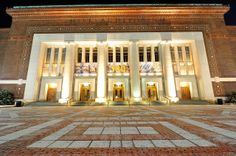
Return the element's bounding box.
[60,43,75,103]
[161,42,178,102]
[129,41,141,102]
[95,42,107,103]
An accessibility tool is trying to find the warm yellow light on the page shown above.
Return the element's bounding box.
[82,82,90,87]
[48,83,57,88]
[147,82,155,86]
[180,82,189,87]
[115,82,122,86]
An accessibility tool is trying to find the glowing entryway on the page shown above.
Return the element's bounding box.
[146,82,158,101]
[80,83,91,101]
[180,83,191,100]
[46,83,57,102]
[113,83,124,101]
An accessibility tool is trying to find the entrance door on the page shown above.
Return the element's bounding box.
[47,87,57,102]
[146,84,158,101]
[181,85,191,100]
[80,84,90,101]
[113,84,124,101]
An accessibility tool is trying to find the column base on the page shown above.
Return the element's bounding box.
[169,97,179,103]
[59,98,68,104]
[132,97,142,102]
[95,97,107,103]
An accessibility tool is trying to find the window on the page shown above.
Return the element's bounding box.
[116,47,121,62]
[154,47,159,62]
[170,47,175,62]
[178,47,183,61]
[53,48,59,64]
[61,48,66,64]
[93,47,97,63]
[77,48,82,63]
[108,47,113,62]
[85,48,90,63]
[123,47,128,62]
[139,47,144,62]
[147,47,152,62]
[45,48,51,64]
[185,46,191,61]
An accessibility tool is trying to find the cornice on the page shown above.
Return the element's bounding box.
[7,6,229,18]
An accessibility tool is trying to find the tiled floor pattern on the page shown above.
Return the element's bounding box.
[0,105,235,155]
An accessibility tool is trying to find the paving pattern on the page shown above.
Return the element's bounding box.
[0,105,235,155]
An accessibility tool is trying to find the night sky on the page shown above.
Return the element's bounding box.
[0,0,236,28]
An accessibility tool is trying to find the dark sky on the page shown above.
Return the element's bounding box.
[0,0,236,28]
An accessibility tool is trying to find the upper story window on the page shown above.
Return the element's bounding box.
[154,47,159,62]
[170,46,175,62]
[147,47,152,62]
[170,44,194,76]
[53,48,59,64]
[45,48,51,64]
[93,47,97,63]
[43,46,66,77]
[115,47,121,62]
[61,48,66,64]
[123,47,128,62]
[178,47,183,62]
[108,47,113,63]
[185,47,191,61]
[139,47,144,62]
[85,48,90,63]
[77,48,82,63]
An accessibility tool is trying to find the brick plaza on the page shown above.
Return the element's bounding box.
[0,105,235,155]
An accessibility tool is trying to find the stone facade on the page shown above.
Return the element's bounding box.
[0,5,235,99]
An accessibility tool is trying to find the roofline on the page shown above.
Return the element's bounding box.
[13,3,225,9]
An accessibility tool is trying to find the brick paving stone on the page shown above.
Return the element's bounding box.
[68,141,91,148]
[133,140,155,148]
[102,127,120,134]
[89,141,110,148]
[48,141,73,148]
[190,139,216,147]
[110,141,122,148]
[152,140,175,147]
[83,127,104,135]
[121,127,139,134]
[28,140,54,148]
[122,141,133,147]
[171,140,196,147]
[137,127,159,134]
[0,105,235,155]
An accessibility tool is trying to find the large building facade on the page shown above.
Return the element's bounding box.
[0,4,235,103]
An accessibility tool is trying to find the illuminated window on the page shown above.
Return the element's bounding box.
[123,47,128,62]
[61,48,66,64]
[93,47,97,63]
[77,47,82,63]
[45,48,51,64]
[85,48,90,63]
[185,46,191,61]
[147,47,151,62]
[53,48,59,64]
[178,47,183,61]
[108,47,113,63]
[170,47,175,62]
[116,47,121,62]
[154,47,159,62]
[139,47,144,62]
